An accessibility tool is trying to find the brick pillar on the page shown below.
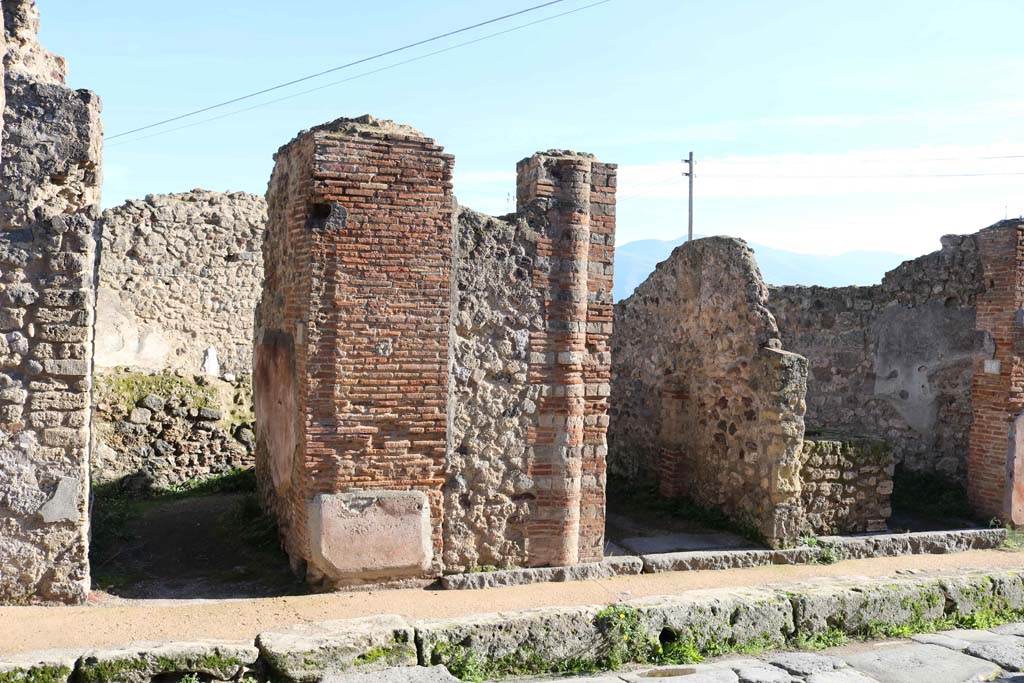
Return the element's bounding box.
[968,220,1024,525]
[516,152,615,566]
[255,116,454,586]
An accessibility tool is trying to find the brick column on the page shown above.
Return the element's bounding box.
[255,116,454,586]
[517,152,615,566]
[968,220,1024,524]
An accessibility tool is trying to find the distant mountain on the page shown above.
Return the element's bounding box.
[613,235,911,302]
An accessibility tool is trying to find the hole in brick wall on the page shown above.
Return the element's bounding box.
[311,203,332,220]
[659,627,679,646]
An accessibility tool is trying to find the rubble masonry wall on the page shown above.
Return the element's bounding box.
[770,234,986,484]
[609,237,809,546]
[0,0,102,604]
[95,190,266,377]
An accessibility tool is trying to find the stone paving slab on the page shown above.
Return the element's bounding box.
[620,532,755,555]
[619,664,739,682]
[320,666,459,682]
[833,642,1001,683]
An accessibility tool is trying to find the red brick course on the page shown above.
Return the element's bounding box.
[968,220,1024,524]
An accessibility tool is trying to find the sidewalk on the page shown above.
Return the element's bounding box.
[0,549,1020,655]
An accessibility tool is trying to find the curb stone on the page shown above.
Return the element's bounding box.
[440,557,643,590]
[77,641,259,683]
[640,528,1006,574]
[256,615,416,683]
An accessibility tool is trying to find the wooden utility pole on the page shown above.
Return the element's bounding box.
[683,152,695,241]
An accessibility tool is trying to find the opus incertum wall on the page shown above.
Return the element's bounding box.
[254,117,616,586]
[0,0,103,604]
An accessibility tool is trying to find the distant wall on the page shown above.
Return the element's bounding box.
[609,237,809,546]
[96,190,266,377]
[770,234,986,483]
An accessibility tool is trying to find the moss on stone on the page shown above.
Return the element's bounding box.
[153,653,242,678]
[78,657,150,683]
[0,666,72,683]
[99,371,218,415]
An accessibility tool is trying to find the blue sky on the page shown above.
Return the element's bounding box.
[41,0,1024,256]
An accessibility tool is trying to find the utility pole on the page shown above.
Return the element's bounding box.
[683,151,695,241]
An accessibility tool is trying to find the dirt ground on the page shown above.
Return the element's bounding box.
[90,492,306,600]
[2,549,1022,656]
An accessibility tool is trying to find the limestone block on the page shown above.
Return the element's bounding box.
[78,640,259,683]
[417,605,607,670]
[439,556,642,590]
[307,491,432,581]
[0,649,79,683]
[627,588,794,652]
[256,615,417,683]
[791,577,946,637]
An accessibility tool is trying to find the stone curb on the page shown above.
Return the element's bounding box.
[439,556,644,590]
[640,528,1007,574]
[2,568,1021,683]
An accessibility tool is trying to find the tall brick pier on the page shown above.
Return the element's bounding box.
[254,117,455,585]
[516,153,615,566]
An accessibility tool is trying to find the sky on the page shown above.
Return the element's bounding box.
[40,0,1024,257]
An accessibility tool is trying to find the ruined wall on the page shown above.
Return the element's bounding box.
[967,220,1024,524]
[96,190,266,377]
[255,117,454,586]
[609,237,808,546]
[770,235,985,483]
[0,0,102,604]
[90,372,254,491]
[445,153,616,572]
[446,208,543,571]
[799,434,894,535]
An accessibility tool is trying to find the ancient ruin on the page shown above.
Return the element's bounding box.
[610,220,1024,546]
[253,117,615,585]
[0,0,1022,607]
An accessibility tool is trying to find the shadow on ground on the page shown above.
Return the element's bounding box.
[604,471,995,557]
[89,470,309,600]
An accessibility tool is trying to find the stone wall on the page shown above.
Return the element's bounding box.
[770,235,984,484]
[90,371,254,491]
[799,434,894,535]
[608,237,809,546]
[446,208,543,571]
[96,190,266,377]
[0,0,102,604]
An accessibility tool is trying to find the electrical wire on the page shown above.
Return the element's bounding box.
[107,0,579,140]
[107,0,612,147]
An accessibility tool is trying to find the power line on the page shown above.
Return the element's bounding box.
[107,0,578,140]
[108,0,612,148]
[703,171,1024,179]
[707,154,1024,165]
